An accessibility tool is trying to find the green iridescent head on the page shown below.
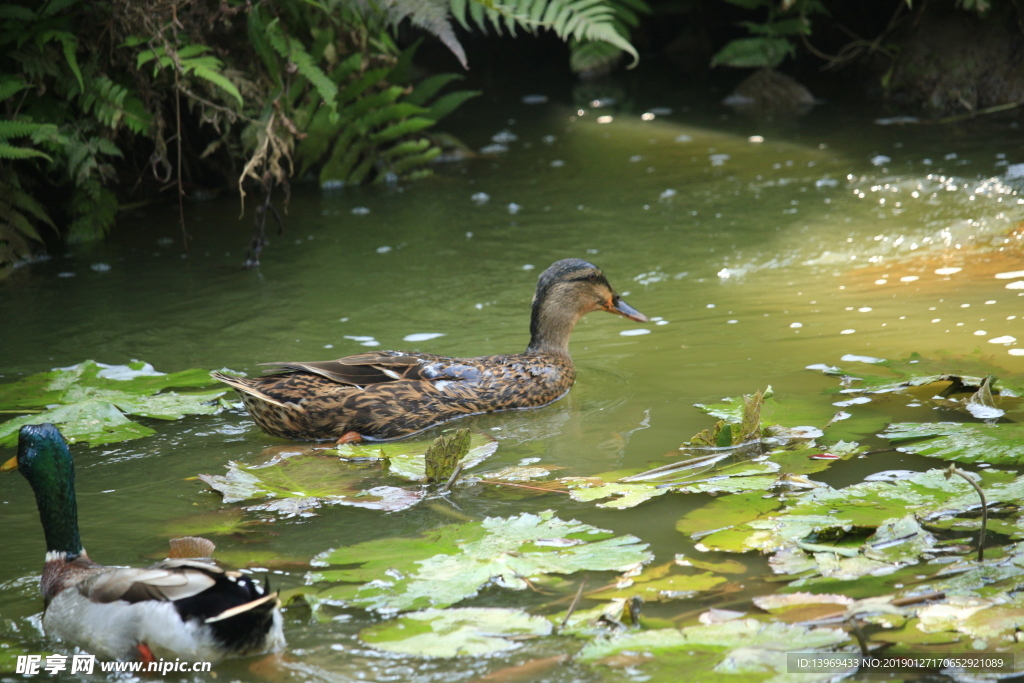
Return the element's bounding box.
[18,424,83,559]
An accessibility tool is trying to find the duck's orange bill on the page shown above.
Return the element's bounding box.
[1,455,16,472]
[611,298,648,323]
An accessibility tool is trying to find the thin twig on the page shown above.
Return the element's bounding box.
[439,461,464,494]
[559,579,587,631]
[477,480,571,494]
[946,466,988,562]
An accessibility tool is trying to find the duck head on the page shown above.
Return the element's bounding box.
[17,423,84,561]
[526,258,648,355]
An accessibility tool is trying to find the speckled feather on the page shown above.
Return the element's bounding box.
[213,259,647,441]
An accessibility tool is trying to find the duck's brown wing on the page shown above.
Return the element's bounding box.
[259,352,451,386]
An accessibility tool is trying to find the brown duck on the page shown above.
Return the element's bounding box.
[212,258,647,442]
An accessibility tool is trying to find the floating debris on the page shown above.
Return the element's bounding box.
[620,329,651,336]
[507,203,521,215]
[471,192,490,205]
[520,94,548,105]
[491,130,518,144]
[403,333,445,342]
[479,143,508,154]
[871,155,891,166]
[351,207,370,215]
[90,263,111,272]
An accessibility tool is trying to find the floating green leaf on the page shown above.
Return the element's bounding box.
[882,422,1024,465]
[328,431,497,481]
[308,511,652,612]
[578,619,849,681]
[199,453,422,516]
[588,562,727,602]
[359,608,552,657]
[0,360,224,446]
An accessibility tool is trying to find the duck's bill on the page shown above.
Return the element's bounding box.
[1,455,16,473]
[611,298,648,323]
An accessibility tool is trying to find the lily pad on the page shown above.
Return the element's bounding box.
[359,607,552,657]
[588,562,728,601]
[577,619,850,682]
[808,352,1024,396]
[0,360,225,446]
[882,422,1024,465]
[308,510,652,612]
[199,454,423,516]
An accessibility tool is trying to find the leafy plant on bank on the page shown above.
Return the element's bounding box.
[0,0,644,274]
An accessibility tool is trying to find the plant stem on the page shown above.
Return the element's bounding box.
[946,465,987,562]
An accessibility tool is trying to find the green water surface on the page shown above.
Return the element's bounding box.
[2,80,1023,681]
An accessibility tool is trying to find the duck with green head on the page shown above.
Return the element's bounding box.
[213,258,648,442]
[15,423,285,662]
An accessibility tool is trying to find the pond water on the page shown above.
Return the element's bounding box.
[2,69,1024,682]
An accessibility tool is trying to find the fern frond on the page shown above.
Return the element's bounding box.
[0,77,29,102]
[370,116,434,143]
[389,145,441,174]
[379,0,467,69]
[0,142,52,161]
[405,73,462,106]
[428,89,480,120]
[0,120,53,140]
[266,19,338,109]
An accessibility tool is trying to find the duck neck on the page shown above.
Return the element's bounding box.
[24,443,84,561]
[525,290,583,357]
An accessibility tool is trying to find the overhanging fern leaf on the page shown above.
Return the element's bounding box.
[266,18,338,110]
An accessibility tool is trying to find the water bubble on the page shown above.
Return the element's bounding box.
[542,135,556,145]
[521,95,548,105]
[90,263,111,272]
[471,192,490,205]
[522,264,535,270]
[1010,349,1024,356]
[858,307,872,312]
[351,207,370,215]
[550,160,565,168]
[841,354,885,363]
[790,322,803,328]
[840,329,856,334]
[323,344,334,349]
[974,330,987,336]
[376,246,392,253]
[674,134,692,143]
[620,329,651,336]
[871,155,891,166]
[874,279,887,285]
[480,143,508,154]
[659,189,677,200]
[507,203,521,215]
[990,335,1017,344]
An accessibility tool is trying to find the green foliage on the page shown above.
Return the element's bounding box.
[711,0,824,69]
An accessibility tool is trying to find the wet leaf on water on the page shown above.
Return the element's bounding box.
[359,607,552,657]
[484,464,563,481]
[0,360,224,446]
[199,455,424,516]
[577,619,849,680]
[327,431,497,481]
[562,480,670,509]
[308,510,652,612]
[809,352,1024,397]
[0,399,156,447]
[882,422,1024,465]
[587,562,727,602]
[161,508,267,539]
[675,491,783,538]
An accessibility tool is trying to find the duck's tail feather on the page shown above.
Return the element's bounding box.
[210,372,290,408]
